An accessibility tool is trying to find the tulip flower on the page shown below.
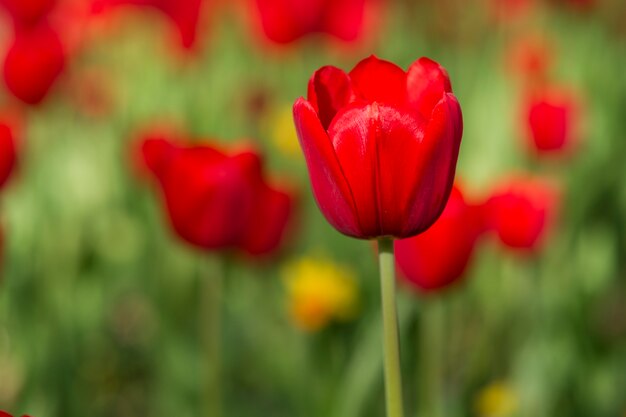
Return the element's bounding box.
[524,87,579,154]
[0,0,56,26]
[141,136,293,256]
[395,185,480,293]
[484,176,558,251]
[91,0,203,49]
[293,55,463,240]
[252,0,374,44]
[282,256,358,332]
[2,23,65,105]
[293,55,463,417]
[0,117,17,188]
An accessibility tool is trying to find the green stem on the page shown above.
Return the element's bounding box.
[378,238,405,417]
[201,256,224,417]
[418,298,445,417]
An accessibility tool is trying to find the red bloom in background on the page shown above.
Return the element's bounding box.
[141,136,293,256]
[484,176,558,251]
[252,0,374,44]
[0,0,56,26]
[293,55,463,239]
[91,0,203,49]
[2,23,65,105]
[395,185,481,292]
[524,87,579,154]
[0,116,18,188]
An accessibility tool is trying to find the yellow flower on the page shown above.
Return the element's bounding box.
[282,257,359,332]
[475,381,519,417]
[268,105,302,158]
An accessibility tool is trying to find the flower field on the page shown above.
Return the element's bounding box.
[1,1,626,416]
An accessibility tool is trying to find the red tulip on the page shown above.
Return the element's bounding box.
[252,0,373,44]
[293,55,463,239]
[395,185,480,292]
[524,87,579,154]
[484,176,558,251]
[0,116,17,188]
[91,0,202,49]
[2,22,65,105]
[0,0,56,26]
[141,137,293,256]
[0,412,32,417]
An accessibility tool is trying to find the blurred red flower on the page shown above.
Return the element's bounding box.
[252,0,376,44]
[141,136,293,256]
[484,176,558,252]
[0,0,56,26]
[395,185,482,292]
[524,86,579,154]
[293,55,463,239]
[91,0,203,49]
[2,22,65,105]
[0,116,18,188]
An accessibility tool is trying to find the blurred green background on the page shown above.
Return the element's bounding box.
[1,0,626,416]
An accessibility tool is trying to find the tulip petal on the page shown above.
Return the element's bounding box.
[293,98,361,237]
[485,177,557,250]
[164,0,202,48]
[141,137,177,176]
[91,0,202,48]
[3,23,65,105]
[330,102,433,237]
[395,186,477,292]
[242,185,293,255]
[403,93,463,236]
[307,65,357,129]
[254,0,319,43]
[349,55,407,106]
[0,122,17,189]
[406,57,452,119]
[160,148,256,250]
[321,0,367,41]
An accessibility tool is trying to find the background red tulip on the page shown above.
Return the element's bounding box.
[2,23,65,105]
[0,0,56,26]
[91,0,203,49]
[524,87,579,154]
[0,118,17,188]
[293,55,463,239]
[142,137,293,256]
[395,185,481,292]
[484,177,558,251]
[253,0,370,44]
